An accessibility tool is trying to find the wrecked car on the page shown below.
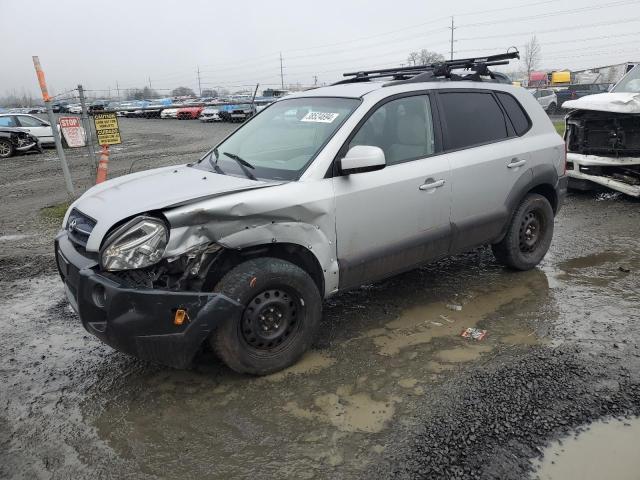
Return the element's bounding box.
[564,65,640,197]
[0,127,42,158]
[55,52,566,375]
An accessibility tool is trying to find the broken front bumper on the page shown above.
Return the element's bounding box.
[566,152,640,197]
[55,231,242,368]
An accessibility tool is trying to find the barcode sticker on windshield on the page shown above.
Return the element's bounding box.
[301,112,340,123]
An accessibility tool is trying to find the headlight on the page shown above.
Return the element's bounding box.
[100,216,168,271]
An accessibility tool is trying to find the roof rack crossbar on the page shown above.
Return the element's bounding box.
[336,50,519,85]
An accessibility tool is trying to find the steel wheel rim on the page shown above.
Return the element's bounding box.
[241,288,303,352]
[519,210,542,253]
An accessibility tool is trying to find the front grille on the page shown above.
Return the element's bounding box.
[67,208,96,248]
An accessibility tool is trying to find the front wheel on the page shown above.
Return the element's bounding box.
[211,257,321,375]
[547,102,557,114]
[0,139,14,158]
[492,193,554,270]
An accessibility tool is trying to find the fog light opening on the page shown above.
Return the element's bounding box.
[92,284,107,308]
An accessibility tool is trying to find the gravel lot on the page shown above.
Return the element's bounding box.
[1,116,639,479]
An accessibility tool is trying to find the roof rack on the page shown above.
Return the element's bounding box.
[333,49,519,86]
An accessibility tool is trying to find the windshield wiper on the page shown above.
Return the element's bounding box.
[206,147,225,175]
[223,152,258,181]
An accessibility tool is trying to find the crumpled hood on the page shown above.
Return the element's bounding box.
[562,92,640,114]
[67,164,278,251]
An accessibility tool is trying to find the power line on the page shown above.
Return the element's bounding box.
[453,0,557,17]
[456,30,640,55]
[457,0,640,28]
[141,1,638,85]
[457,16,640,42]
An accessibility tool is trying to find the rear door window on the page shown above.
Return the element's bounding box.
[17,115,46,127]
[439,91,508,150]
[496,92,531,136]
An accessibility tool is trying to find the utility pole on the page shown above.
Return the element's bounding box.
[77,84,98,177]
[280,52,284,90]
[449,16,456,60]
[116,80,120,100]
[313,75,318,86]
[148,77,152,90]
[197,65,202,97]
[32,56,74,197]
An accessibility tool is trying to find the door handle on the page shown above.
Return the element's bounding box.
[507,158,526,169]
[419,178,446,191]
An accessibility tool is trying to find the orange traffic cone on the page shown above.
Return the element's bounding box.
[96,145,109,184]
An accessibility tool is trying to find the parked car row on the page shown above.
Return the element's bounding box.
[527,83,613,112]
[154,101,275,122]
[556,83,612,109]
[0,106,47,115]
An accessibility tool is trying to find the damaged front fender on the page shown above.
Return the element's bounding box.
[162,180,339,296]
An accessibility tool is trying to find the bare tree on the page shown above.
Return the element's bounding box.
[201,88,218,97]
[418,49,445,66]
[407,51,420,66]
[523,36,541,86]
[171,86,196,97]
[126,87,159,100]
[407,50,444,67]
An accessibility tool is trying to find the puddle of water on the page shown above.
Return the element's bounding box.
[534,417,640,480]
[368,281,537,356]
[284,386,400,434]
[559,251,624,271]
[0,234,33,242]
[435,344,494,363]
[263,351,336,382]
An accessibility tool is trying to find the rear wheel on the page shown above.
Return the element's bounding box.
[547,102,557,114]
[211,257,321,375]
[492,193,554,270]
[0,139,14,158]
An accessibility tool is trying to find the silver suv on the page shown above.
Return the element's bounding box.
[55,53,567,375]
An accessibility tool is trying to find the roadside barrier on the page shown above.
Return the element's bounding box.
[96,145,109,184]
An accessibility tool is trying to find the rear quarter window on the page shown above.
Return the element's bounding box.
[439,91,508,150]
[496,92,531,136]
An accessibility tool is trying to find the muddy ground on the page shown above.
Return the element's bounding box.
[1,117,639,479]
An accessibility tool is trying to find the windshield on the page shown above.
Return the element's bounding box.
[612,65,640,93]
[197,97,360,180]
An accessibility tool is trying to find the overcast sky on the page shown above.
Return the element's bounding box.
[2,0,639,98]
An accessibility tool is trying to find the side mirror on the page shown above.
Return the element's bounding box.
[339,145,386,175]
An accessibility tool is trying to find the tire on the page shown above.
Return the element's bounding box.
[211,257,321,375]
[547,102,557,114]
[492,193,554,271]
[0,139,14,158]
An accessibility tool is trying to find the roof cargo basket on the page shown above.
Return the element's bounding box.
[333,49,519,86]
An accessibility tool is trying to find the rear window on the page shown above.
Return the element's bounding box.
[496,92,531,136]
[439,92,508,150]
[0,116,16,127]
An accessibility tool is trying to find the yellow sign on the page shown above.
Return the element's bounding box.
[93,113,122,145]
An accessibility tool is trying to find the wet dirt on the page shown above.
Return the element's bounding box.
[1,118,640,479]
[534,417,640,480]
